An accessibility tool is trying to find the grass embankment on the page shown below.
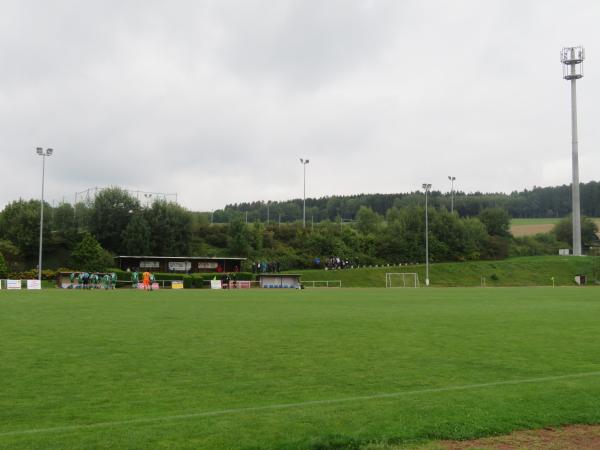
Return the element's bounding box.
[2,288,600,449]
[292,256,597,287]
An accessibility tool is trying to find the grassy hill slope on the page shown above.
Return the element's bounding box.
[289,256,598,288]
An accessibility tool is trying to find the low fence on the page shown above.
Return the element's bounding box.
[302,280,342,288]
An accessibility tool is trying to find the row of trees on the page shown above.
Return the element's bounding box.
[0,188,191,272]
[1,186,597,275]
[212,181,600,224]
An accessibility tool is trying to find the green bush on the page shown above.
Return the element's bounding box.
[0,252,7,278]
[509,234,564,257]
[8,270,36,279]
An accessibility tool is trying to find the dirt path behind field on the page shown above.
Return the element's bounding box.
[438,424,600,449]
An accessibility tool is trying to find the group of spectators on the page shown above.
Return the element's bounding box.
[251,261,281,273]
[319,257,354,270]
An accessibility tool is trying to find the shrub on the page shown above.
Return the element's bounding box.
[0,252,7,278]
[71,233,113,272]
[509,234,564,257]
[8,270,36,279]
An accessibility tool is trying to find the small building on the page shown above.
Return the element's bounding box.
[257,274,301,289]
[114,256,246,274]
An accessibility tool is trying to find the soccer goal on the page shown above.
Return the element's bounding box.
[385,273,419,288]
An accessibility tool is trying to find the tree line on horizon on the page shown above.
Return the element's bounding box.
[0,183,598,276]
[211,180,600,224]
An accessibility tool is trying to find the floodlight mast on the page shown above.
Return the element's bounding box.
[36,147,53,283]
[422,183,432,286]
[300,158,310,227]
[448,176,456,214]
[561,46,584,256]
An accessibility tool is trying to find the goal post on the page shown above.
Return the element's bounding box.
[385,273,419,288]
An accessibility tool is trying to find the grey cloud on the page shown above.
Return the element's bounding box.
[1,0,600,211]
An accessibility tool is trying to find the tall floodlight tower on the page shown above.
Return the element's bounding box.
[448,176,456,214]
[36,147,53,282]
[300,158,310,227]
[561,46,585,256]
[422,183,432,286]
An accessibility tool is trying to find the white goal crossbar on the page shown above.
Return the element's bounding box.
[385,273,419,288]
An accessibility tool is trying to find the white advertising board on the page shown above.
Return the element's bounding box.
[140,261,159,268]
[27,279,41,290]
[168,261,191,271]
[210,280,222,289]
[7,279,21,290]
[198,262,218,269]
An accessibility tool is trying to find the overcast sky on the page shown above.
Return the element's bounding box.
[1,0,599,211]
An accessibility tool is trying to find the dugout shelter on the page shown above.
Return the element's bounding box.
[115,256,246,274]
[258,274,301,289]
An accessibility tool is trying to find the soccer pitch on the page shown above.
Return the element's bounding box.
[2,288,600,449]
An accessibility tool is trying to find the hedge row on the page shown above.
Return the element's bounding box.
[6,269,69,281]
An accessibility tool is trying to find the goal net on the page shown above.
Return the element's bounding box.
[385,273,419,288]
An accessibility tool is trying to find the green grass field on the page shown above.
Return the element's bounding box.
[2,288,600,449]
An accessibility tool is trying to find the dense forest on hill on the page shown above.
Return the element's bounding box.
[0,182,599,275]
[212,181,600,223]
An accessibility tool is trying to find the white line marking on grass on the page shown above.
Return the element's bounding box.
[2,370,600,438]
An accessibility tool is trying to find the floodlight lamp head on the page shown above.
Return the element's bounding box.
[561,46,584,80]
[422,183,432,191]
[36,147,43,155]
[46,148,53,156]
